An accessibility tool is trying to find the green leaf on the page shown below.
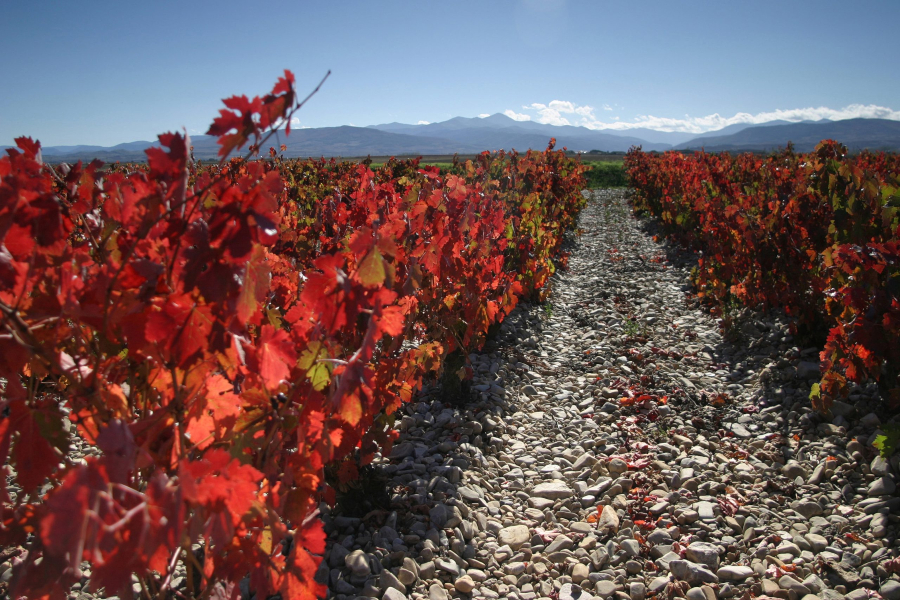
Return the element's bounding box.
[873,423,900,458]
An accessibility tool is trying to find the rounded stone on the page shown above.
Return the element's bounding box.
[497,525,530,550]
[454,575,476,594]
[608,458,628,475]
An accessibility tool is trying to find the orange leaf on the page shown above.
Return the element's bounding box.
[339,392,362,426]
[236,247,270,324]
[256,325,296,391]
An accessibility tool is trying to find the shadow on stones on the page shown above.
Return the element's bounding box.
[440,349,475,409]
[327,463,393,519]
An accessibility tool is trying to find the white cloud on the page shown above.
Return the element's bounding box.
[523,102,572,126]
[478,114,490,118]
[500,101,900,133]
[548,100,576,112]
[282,117,310,130]
[504,109,531,121]
[417,120,431,125]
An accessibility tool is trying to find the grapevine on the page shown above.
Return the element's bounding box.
[0,71,587,599]
[625,143,900,413]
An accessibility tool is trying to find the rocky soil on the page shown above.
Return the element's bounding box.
[319,190,900,600]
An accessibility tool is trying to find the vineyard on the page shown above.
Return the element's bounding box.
[5,70,900,600]
[0,72,586,599]
[625,144,900,415]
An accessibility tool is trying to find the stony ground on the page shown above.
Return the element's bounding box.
[319,190,900,600]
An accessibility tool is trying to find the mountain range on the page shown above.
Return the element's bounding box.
[674,118,900,152]
[6,115,900,163]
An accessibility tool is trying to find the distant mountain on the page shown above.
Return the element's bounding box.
[594,128,698,146]
[12,117,670,163]
[8,114,896,163]
[3,140,162,161]
[686,119,831,141]
[366,114,851,151]
[10,128,518,163]
[373,114,518,134]
[594,120,832,146]
[367,115,824,147]
[39,144,109,156]
[369,113,669,152]
[676,118,900,152]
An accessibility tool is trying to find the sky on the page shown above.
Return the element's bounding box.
[2,0,899,146]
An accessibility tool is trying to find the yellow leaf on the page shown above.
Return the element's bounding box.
[809,382,820,401]
[357,248,386,287]
[266,308,283,329]
[298,342,332,391]
[258,527,273,554]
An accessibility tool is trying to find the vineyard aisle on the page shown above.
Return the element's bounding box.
[320,190,898,600]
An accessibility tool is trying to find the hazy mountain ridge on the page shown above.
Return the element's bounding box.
[675,118,900,152]
[6,114,899,163]
[369,115,673,149]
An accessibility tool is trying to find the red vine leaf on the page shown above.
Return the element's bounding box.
[256,325,296,392]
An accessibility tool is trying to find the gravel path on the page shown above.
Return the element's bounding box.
[320,190,900,600]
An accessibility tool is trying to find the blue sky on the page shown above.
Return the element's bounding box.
[2,0,899,146]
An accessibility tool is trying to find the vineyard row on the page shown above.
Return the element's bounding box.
[0,71,586,599]
[625,143,900,415]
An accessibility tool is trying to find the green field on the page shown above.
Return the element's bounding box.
[582,160,627,188]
